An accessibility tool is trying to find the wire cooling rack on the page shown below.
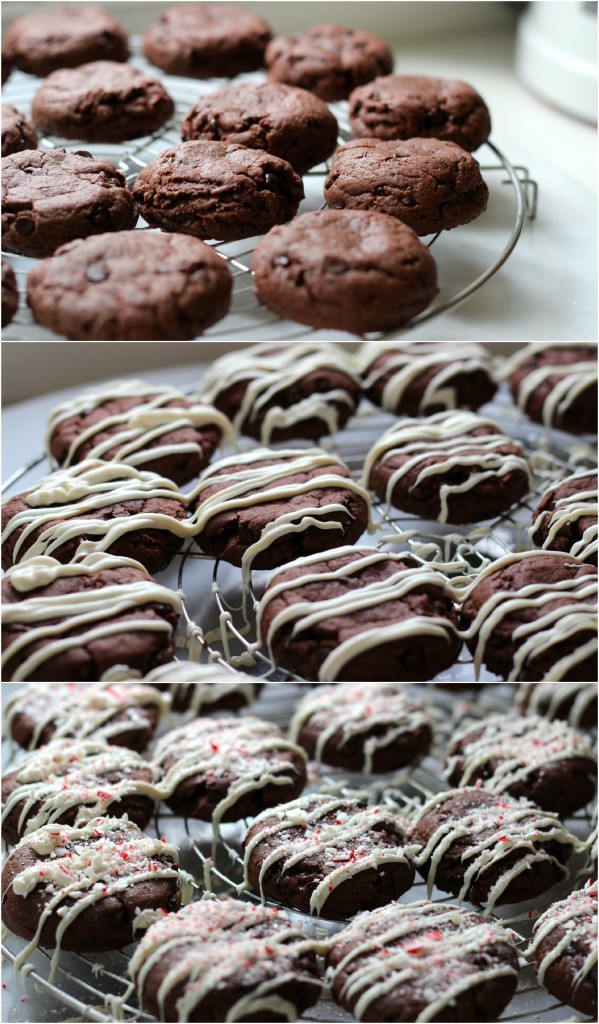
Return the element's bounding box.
[1,379,597,683]
[1,683,596,1023]
[1,43,537,341]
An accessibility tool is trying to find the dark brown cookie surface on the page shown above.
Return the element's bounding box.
[349,74,491,152]
[528,885,598,1017]
[1,103,37,157]
[253,209,438,334]
[265,23,393,102]
[289,683,433,773]
[363,410,530,524]
[460,550,598,681]
[143,3,272,78]
[2,555,182,682]
[153,716,307,825]
[32,61,174,143]
[133,141,303,243]
[2,148,137,259]
[530,471,597,565]
[507,343,598,434]
[130,898,321,1023]
[27,230,232,340]
[325,137,488,235]
[181,80,338,175]
[445,713,597,816]
[412,788,574,910]
[259,546,461,682]
[2,4,129,77]
[1,258,18,327]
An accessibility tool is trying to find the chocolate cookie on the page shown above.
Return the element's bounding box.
[460,550,598,681]
[199,342,361,444]
[181,81,338,175]
[412,788,575,912]
[146,675,260,717]
[5,682,166,752]
[516,682,597,731]
[192,447,370,576]
[531,470,597,564]
[1,460,190,575]
[253,209,438,334]
[1,149,137,259]
[1,258,18,327]
[2,554,182,682]
[258,546,461,682]
[31,61,174,143]
[244,794,416,920]
[445,713,597,816]
[153,716,307,830]
[129,898,321,1023]
[133,141,303,244]
[325,138,489,235]
[357,342,498,415]
[1,103,37,157]
[289,683,433,773]
[1,738,160,845]
[265,23,393,102]
[363,410,531,524]
[349,75,492,152]
[506,343,598,434]
[46,379,232,487]
[2,4,129,77]
[27,231,232,340]
[527,883,598,1017]
[143,3,272,79]
[1,817,182,972]
[326,900,519,1022]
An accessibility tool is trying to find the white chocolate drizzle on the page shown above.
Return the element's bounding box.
[526,881,597,993]
[289,684,432,773]
[243,794,418,917]
[530,470,598,563]
[360,410,531,523]
[258,546,459,682]
[502,343,598,430]
[516,683,596,729]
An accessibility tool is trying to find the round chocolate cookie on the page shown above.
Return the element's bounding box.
[181,81,338,175]
[5,682,166,753]
[199,342,361,444]
[31,61,174,143]
[1,817,182,970]
[129,898,321,1023]
[531,470,597,564]
[2,4,129,77]
[1,148,137,259]
[349,74,492,152]
[1,258,18,327]
[244,794,416,920]
[325,138,489,235]
[143,3,272,79]
[133,141,303,244]
[357,342,498,415]
[258,546,461,682]
[516,682,597,731]
[1,460,190,575]
[265,23,393,102]
[528,883,598,1018]
[459,550,598,681]
[363,410,531,524]
[2,554,182,682]
[146,675,260,718]
[445,713,597,816]
[505,343,598,434]
[46,378,232,487]
[326,900,519,1022]
[1,103,37,157]
[1,738,160,845]
[153,715,307,829]
[412,788,575,912]
[192,447,370,576]
[253,209,438,334]
[289,684,433,773]
[27,231,232,340]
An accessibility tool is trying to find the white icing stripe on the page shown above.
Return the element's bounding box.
[526,883,597,990]
[517,682,596,728]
